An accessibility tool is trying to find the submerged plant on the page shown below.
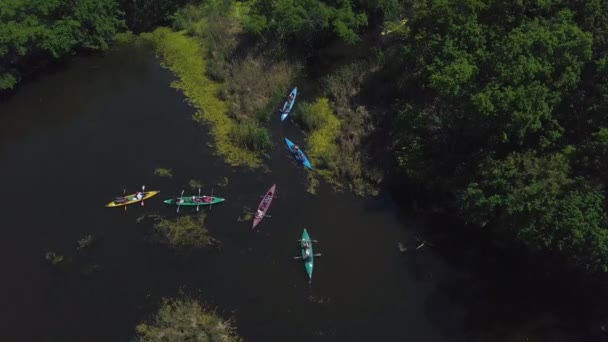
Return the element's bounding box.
[76,235,94,251]
[189,179,202,190]
[217,177,229,187]
[45,251,64,265]
[154,168,173,178]
[133,297,241,342]
[138,213,216,249]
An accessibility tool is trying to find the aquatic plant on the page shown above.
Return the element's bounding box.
[217,177,229,187]
[154,168,173,178]
[45,251,64,265]
[76,235,94,251]
[139,213,216,249]
[133,297,241,342]
[189,179,202,190]
[236,207,253,222]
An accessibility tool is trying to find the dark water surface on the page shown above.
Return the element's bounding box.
[0,44,599,342]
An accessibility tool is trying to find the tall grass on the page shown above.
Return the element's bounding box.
[141,27,262,167]
[165,1,296,165]
[230,120,272,152]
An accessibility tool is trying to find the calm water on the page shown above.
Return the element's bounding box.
[0,43,600,342]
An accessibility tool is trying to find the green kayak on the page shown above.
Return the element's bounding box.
[301,229,314,283]
[164,196,225,206]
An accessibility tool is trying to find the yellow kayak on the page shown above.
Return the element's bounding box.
[105,191,160,207]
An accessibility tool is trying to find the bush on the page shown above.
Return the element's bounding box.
[133,297,241,342]
[230,121,272,152]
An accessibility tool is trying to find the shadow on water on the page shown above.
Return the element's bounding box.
[397,211,607,342]
[0,43,151,152]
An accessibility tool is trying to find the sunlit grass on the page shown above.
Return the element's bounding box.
[141,27,262,167]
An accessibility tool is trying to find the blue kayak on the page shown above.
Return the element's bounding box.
[280,87,297,122]
[284,138,313,170]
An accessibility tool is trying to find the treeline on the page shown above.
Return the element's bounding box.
[386,0,608,272]
[0,0,189,91]
[242,0,608,272]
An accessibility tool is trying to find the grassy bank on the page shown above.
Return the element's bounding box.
[141,27,262,167]
[297,62,380,195]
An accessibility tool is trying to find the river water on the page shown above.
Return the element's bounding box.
[0,43,600,342]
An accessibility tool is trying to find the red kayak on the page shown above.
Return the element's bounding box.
[253,184,276,229]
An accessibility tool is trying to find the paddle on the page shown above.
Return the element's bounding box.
[296,239,319,243]
[293,254,322,259]
[196,187,201,212]
[123,188,127,211]
[246,212,272,218]
[209,188,214,212]
[176,189,185,213]
[140,185,146,206]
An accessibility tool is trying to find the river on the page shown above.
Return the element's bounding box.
[0,42,601,342]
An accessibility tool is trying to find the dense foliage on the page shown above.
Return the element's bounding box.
[244,0,368,46]
[383,0,608,272]
[0,0,124,90]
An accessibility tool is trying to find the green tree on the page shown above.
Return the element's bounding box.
[245,0,367,45]
[461,150,608,271]
[0,0,124,90]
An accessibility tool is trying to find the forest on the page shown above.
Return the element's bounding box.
[2,0,608,274]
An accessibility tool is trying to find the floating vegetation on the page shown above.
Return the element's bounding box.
[45,251,64,265]
[133,297,241,342]
[217,176,229,187]
[237,207,253,222]
[138,213,216,249]
[307,173,320,195]
[154,167,173,178]
[189,179,202,190]
[76,234,94,251]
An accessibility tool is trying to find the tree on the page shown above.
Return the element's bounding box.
[461,150,608,272]
[0,0,124,90]
[245,0,367,45]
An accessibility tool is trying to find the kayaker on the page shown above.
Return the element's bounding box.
[256,209,264,218]
[204,196,212,202]
[136,192,143,200]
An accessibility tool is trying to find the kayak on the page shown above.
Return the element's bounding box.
[252,184,276,229]
[164,196,225,206]
[280,87,297,122]
[301,229,314,283]
[106,191,159,207]
[284,138,313,170]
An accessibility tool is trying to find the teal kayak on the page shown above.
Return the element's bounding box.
[164,196,225,206]
[301,229,314,283]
